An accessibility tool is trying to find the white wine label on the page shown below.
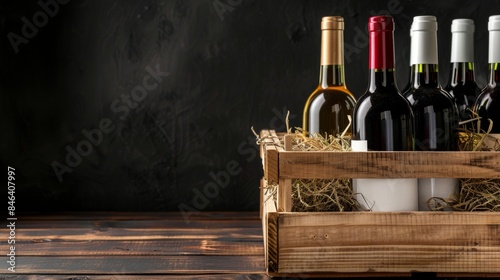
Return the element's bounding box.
[354,178,418,211]
[418,178,459,211]
[351,140,418,212]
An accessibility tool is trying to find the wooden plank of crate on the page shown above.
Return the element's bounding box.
[259,130,272,157]
[260,178,264,220]
[267,213,279,273]
[283,134,293,151]
[259,130,272,179]
[259,132,292,212]
[262,179,277,271]
[278,178,292,212]
[260,130,284,183]
[267,211,500,275]
[279,151,500,179]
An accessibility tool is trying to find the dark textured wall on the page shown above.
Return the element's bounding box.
[1,0,499,212]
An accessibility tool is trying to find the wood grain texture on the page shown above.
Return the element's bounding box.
[261,178,277,272]
[14,240,264,256]
[260,178,264,219]
[0,212,266,278]
[267,213,279,273]
[5,273,498,279]
[278,178,292,212]
[263,130,284,184]
[0,275,271,280]
[279,151,500,179]
[283,134,293,151]
[260,130,500,277]
[13,256,265,274]
[266,212,500,275]
[16,227,263,241]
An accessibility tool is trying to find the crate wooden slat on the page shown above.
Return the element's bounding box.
[259,130,284,184]
[268,212,500,275]
[280,151,500,179]
[259,129,500,277]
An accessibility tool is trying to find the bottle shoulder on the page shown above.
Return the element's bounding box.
[405,87,456,108]
[447,83,481,100]
[306,86,357,103]
[358,88,409,104]
[478,84,500,95]
[476,86,500,103]
[355,89,413,115]
[447,81,481,92]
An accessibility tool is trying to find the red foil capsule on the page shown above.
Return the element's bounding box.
[368,15,395,69]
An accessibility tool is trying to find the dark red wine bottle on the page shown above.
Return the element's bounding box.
[445,19,481,122]
[352,15,417,212]
[353,16,414,151]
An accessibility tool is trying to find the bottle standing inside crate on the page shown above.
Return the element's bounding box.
[404,16,459,211]
[352,15,418,211]
[303,16,357,137]
[445,19,480,123]
[474,15,500,149]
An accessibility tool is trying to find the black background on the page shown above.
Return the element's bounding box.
[1,0,498,212]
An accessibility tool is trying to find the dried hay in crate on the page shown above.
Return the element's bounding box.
[289,129,358,212]
[256,118,360,212]
[428,116,500,211]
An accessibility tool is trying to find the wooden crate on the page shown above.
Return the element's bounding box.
[259,129,500,278]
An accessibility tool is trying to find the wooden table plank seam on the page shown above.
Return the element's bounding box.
[1,212,268,278]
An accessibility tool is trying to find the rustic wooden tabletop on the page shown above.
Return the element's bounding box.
[1,212,270,279]
[0,211,474,279]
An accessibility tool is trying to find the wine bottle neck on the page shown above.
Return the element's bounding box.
[448,62,476,87]
[319,25,345,88]
[488,17,500,86]
[410,31,438,66]
[367,18,397,92]
[319,65,345,88]
[409,64,441,89]
[488,63,500,86]
[450,20,474,63]
[369,69,397,92]
[320,29,343,66]
[369,30,394,69]
[489,30,500,65]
